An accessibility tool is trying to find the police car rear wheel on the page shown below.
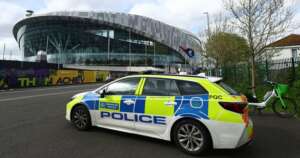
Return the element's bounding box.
[71,105,91,130]
[173,120,210,155]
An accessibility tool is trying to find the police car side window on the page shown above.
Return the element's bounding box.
[169,79,181,96]
[142,78,180,96]
[105,78,140,95]
[176,80,207,95]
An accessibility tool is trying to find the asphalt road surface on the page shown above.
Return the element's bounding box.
[0,84,299,158]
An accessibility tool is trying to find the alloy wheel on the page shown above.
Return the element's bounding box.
[177,124,204,152]
[73,108,89,129]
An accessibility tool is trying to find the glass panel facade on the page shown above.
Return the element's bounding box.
[16,17,185,66]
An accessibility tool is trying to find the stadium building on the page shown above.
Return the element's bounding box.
[13,11,201,72]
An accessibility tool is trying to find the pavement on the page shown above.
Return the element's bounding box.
[0,84,299,158]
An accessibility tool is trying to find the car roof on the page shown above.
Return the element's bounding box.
[124,74,224,83]
[123,74,208,81]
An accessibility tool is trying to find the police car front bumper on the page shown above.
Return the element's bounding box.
[66,108,71,121]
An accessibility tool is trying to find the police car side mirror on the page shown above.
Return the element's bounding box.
[100,89,106,98]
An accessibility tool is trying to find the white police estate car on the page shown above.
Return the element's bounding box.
[66,74,253,155]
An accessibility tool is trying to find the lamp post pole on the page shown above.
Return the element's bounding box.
[203,12,211,37]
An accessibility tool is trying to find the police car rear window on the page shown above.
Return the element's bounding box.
[216,81,239,95]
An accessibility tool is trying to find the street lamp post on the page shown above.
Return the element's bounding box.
[203,12,211,70]
[203,12,211,37]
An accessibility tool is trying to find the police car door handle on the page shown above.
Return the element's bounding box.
[123,99,135,105]
[164,101,177,106]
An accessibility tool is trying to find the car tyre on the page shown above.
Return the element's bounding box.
[172,119,211,155]
[71,105,91,131]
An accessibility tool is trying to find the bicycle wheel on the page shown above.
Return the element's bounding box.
[272,97,298,118]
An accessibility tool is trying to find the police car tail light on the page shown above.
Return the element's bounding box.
[219,102,247,114]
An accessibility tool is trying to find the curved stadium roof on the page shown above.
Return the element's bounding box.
[13,11,201,62]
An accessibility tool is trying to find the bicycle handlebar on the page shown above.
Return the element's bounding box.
[264,80,277,86]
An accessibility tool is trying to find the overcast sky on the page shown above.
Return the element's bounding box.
[0,0,300,59]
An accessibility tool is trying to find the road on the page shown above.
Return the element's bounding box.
[0,84,299,158]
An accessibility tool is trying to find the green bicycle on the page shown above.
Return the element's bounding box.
[248,81,298,118]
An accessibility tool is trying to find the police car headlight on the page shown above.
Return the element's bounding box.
[70,95,76,101]
[70,92,87,101]
[70,93,80,101]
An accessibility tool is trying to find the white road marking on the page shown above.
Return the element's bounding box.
[0,89,94,102]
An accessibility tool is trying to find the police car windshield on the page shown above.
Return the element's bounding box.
[216,81,239,96]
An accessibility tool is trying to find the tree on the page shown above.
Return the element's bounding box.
[206,32,249,67]
[223,0,294,96]
[199,12,235,68]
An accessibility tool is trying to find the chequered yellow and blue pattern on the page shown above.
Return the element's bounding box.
[66,74,253,149]
[67,75,247,124]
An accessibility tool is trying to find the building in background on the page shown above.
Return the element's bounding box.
[13,11,201,72]
[265,34,300,61]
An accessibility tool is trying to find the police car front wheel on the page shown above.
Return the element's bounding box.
[173,120,211,155]
[71,105,91,131]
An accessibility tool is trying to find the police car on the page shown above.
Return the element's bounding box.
[66,74,253,155]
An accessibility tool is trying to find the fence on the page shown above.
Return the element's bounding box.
[207,57,300,92]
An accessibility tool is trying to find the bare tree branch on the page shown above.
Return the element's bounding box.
[223,0,295,96]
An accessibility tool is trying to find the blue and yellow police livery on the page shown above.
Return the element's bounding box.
[66,74,253,155]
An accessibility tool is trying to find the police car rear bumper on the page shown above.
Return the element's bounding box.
[236,119,254,148]
[202,119,253,149]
